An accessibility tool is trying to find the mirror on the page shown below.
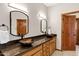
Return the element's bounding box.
[40,19,47,33]
[10,11,29,36]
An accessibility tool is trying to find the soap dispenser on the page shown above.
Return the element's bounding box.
[47,27,52,35]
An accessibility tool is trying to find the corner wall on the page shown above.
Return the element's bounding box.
[48,3,79,49]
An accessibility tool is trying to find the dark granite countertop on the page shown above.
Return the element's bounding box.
[0,34,56,56]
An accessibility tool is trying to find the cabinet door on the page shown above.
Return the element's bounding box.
[42,41,50,56]
[50,38,56,55]
[46,46,50,56]
[42,46,47,56]
[33,50,42,56]
[22,45,42,56]
[50,42,55,55]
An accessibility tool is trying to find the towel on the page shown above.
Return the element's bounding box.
[0,30,9,44]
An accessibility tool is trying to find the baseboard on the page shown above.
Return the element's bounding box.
[56,49,63,51]
[56,49,76,51]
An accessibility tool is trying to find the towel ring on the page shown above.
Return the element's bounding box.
[0,24,9,31]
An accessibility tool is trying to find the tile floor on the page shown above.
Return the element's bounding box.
[51,45,79,56]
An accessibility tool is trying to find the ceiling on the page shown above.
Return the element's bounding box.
[44,3,58,7]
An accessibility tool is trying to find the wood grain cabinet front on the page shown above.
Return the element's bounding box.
[20,36,56,56]
[22,45,42,56]
[49,37,56,55]
[42,41,50,56]
[33,50,42,56]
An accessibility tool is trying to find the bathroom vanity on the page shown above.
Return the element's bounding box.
[19,35,56,56]
[0,34,56,56]
[0,10,57,56]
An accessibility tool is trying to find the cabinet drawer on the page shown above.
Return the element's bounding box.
[43,41,50,48]
[42,42,50,56]
[50,38,56,43]
[50,42,55,48]
[43,49,50,56]
[50,44,55,49]
[22,45,42,56]
[33,50,42,56]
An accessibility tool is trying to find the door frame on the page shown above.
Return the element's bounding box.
[61,11,79,50]
[76,18,79,45]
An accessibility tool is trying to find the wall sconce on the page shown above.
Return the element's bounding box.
[37,12,47,20]
[8,3,28,14]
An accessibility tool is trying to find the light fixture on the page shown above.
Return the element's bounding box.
[8,3,28,13]
[37,11,47,20]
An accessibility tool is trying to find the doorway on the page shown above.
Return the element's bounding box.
[62,14,76,50]
[61,11,79,51]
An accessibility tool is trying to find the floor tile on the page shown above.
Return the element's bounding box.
[51,45,79,56]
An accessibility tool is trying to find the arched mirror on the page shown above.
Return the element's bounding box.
[10,11,29,37]
[40,19,47,34]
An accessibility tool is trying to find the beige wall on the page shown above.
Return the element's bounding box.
[48,3,79,49]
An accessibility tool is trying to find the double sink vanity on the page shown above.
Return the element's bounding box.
[0,34,56,56]
[0,10,57,56]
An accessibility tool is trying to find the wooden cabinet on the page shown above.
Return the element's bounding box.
[22,45,42,56]
[42,37,56,56]
[33,50,42,56]
[21,36,56,56]
[42,41,50,56]
[49,37,56,55]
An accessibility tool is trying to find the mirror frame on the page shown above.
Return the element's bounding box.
[40,19,48,34]
[10,11,29,36]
